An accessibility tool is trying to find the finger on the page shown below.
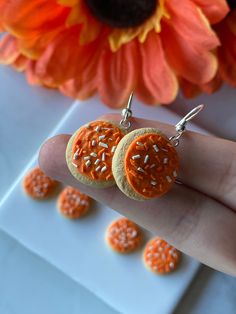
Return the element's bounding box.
[102,114,236,209]
[39,134,236,276]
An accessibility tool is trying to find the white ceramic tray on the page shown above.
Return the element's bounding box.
[0,97,203,314]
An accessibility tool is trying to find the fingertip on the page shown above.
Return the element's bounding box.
[38,134,71,179]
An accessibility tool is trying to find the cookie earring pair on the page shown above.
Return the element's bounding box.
[66,93,203,201]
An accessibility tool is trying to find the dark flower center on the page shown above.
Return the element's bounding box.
[227,0,236,9]
[85,0,158,28]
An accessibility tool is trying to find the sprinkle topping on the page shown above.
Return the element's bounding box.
[106,218,142,253]
[23,167,56,199]
[71,121,124,182]
[125,133,179,198]
[143,237,181,274]
[57,186,90,219]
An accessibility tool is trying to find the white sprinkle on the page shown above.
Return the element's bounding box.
[158,247,163,252]
[162,253,167,260]
[132,154,141,160]
[99,142,108,148]
[173,170,177,177]
[109,138,113,141]
[150,164,156,169]
[99,135,106,140]
[137,167,145,173]
[151,181,157,186]
[136,141,144,146]
[73,148,80,160]
[153,144,159,152]
[85,123,90,129]
[103,127,111,130]
[163,157,168,164]
[95,166,101,172]
[95,126,100,132]
[111,146,116,153]
[101,166,107,173]
[73,153,79,160]
[90,152,97,157]
[169,262,175,269]
[95,159,100,165]
[81,200,88,205]
[144,155,149,164]
[85,160,91,167]
[91,140,96,147]
[102,152,106,161]
[84,156,90,160]
[72,162,78,168]
[166,176,172,183]
[131,230,137,238]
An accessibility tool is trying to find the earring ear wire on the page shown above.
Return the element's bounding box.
[120,92,134,130]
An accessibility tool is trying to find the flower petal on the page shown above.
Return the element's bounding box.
[12,54,28,71]
[59,43,101,100]
[32,27,104,87]
[0,34,20,64]
[165,0,220,50]
[161,22,218,84]
[191,0,229,24]
[136,31,178,105]
[180,72,222,98]
[98,40,138,108]
[1,0,69,58]
[216,11,236,87]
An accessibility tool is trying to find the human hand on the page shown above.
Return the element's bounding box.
[39,114,236,276]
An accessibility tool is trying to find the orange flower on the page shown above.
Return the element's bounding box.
[0,0,229,107]
[181,7,236,98]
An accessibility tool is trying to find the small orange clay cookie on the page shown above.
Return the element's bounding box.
[66,120,125,188]
[143,237,181,275]
[112,128,179,200]
[23,167,56,199]
[106,218,142,253]
[57,186,90,219]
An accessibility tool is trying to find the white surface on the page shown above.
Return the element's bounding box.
[0,229,117,314]
[0,98,202,314]
[0,68,117,314]
[0,67,71,199]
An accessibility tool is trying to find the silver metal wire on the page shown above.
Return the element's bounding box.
[169,104,204,146]
[119,92,134,129]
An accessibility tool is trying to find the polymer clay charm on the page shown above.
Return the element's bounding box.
[143,237,181,275]
[112,101,204,201]
[23,167,57,199]
[113,128,179,200]
[66,120,126,188]
[57,186,90,219]
[105,217,142,254]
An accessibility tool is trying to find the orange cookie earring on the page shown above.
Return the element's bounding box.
[112,97,204,201]
[66,94,134,188]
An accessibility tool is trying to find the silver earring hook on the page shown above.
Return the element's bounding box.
[120,92,134,129]
[169,104,204,147]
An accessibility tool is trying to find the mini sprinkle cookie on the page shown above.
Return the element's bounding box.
[143,237,181,275]
[66,120,125,188]
[112,128,179,200]
[23,167,56,199]
[57,186,90,219]
[106,218,142,253]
